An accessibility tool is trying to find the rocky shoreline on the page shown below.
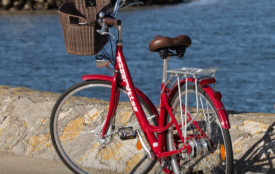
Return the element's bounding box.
[0,85,274,173]
[0,0,191,11]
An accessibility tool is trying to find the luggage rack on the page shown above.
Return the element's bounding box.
[166,67,218,77]
[165,67,219,145]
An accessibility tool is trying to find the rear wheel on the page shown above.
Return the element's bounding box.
[167,85,233,174]
[50,80,157,174]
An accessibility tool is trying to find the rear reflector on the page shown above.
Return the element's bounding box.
[215,92,222,100]
[199,77,216,86]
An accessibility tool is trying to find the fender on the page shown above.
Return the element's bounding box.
[168,77,230,129]
[201,85,230,129]
[82,75,159,118]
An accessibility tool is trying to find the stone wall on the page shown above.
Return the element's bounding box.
[0,86,274,173]
[0,0,191,11]
[227,112,275,173]
[0,0,67,10]
[0,86,60,160]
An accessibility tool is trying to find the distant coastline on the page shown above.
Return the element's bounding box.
[0,0,193,11]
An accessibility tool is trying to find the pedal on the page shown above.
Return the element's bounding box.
[118,127,137,140]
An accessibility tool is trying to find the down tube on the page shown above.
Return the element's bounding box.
[115,45,158,151]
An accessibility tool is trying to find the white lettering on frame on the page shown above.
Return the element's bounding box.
[117,52,138,111]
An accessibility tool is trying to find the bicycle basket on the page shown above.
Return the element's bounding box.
[58,0,110,56]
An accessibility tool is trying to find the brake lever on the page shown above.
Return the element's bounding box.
[96,25,114,39]
[97,12,115,39]
[98,30,115,39]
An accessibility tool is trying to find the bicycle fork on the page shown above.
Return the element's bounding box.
[101,72,120,138]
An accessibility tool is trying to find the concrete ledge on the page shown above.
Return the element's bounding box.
[0,86,274,173]
[227,111,275,173]
[0,86,60,160]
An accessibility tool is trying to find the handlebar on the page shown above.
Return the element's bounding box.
[103,18,122,26]
[97,0,143,40]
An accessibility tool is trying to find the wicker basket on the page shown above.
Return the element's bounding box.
[58,0,110,56]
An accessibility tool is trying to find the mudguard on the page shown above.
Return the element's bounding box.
[168,77,230,129]
[201,85,230,129]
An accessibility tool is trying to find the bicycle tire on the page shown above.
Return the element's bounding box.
[167,85,233,174]
[50,80,157,174]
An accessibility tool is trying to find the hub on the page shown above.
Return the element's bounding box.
[94,121,114,146]
[182,138,211,159]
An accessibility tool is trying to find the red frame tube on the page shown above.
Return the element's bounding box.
[115,45,159,152]
[81,44,230,160]
[101,72,119,137]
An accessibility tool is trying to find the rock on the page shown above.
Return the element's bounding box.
[2,0,14,10]
[0,86,59,159]
[2,0,10,6]
[34,0,43,3]
[0,0,194,11]
[239,120,270,135]
[47,0,56,9]
[229,112,275,173]
[0,86,274,173]
[13,0,25,10]
[33,1,48,10]
[55,0,65,8]
[23,2,32,10]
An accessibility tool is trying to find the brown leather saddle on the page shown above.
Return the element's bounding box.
[149,35,192,58]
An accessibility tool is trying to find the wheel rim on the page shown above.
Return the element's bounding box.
[167,86,231,174]
[51,82,156,174]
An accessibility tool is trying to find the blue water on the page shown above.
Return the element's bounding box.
[0,0,275,113]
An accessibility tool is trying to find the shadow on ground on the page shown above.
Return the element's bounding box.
[234,122,275,174]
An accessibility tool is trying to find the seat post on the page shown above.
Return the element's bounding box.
[162,57,170,83]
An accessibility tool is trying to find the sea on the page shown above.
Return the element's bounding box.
[0,0,275,113]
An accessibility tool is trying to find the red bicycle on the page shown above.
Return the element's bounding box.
[50,0,233,173]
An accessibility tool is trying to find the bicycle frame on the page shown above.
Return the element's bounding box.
[50,1,234,173]
[82,40,231,160]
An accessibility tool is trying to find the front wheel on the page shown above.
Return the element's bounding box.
[50,80,157,174]
[167,85,233,174]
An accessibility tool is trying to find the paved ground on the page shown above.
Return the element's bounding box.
[0,151,72,174]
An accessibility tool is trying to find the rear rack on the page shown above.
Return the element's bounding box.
[165,67,219,145]
[166,67,218,77]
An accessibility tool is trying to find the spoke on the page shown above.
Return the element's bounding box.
[60,130,95,134]
[113,137,148,172]
[112,140,134,172]
[173,88,229,173]
[85,147,100,173]
[210,155,226,173]
[106,145,112,174]
[108,144,119,173]
[100,148,104,173]
[58,130,96,141]
[53,82,156,174]
[59,135,80,141]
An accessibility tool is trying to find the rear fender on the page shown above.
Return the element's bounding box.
[201,85,230,129]
[168,77,230,129]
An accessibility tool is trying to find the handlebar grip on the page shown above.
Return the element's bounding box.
[103,18,122,26]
